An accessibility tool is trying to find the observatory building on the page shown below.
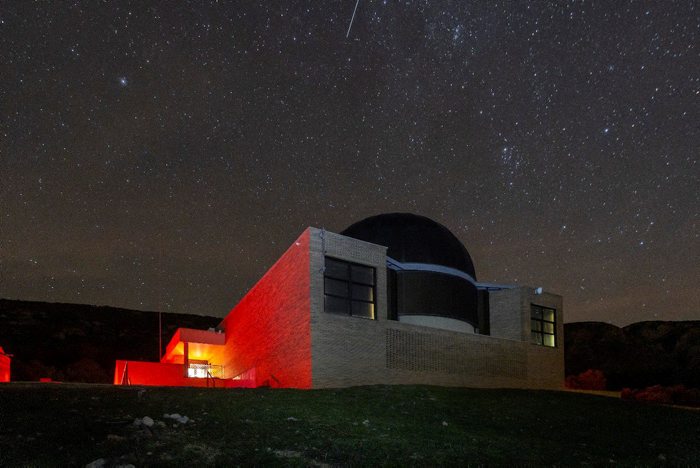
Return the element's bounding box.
[115,213,563,389]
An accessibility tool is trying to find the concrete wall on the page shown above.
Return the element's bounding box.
[398,315,476,333]
[309,228,564,389]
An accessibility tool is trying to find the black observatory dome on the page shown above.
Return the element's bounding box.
[341,213,483,331]
[341,213,476,279]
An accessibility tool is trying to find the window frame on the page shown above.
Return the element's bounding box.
[530,304,557,347]
[323,256,376,320]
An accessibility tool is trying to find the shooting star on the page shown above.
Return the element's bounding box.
[346,0,361,38]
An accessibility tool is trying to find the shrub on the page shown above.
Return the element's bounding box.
[65,358,110,383]
[620,384,700,407]
[565,369,607,390]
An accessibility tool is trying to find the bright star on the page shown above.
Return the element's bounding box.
[118,76,128,87]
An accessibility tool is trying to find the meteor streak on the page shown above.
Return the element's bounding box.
[346,0,361,38]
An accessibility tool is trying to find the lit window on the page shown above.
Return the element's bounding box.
[187,363,224,378]
[531,304,556,347]
[324,257,376,319]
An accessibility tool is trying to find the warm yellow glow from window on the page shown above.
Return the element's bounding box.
[187,363,224,378]
[531,304,557,347]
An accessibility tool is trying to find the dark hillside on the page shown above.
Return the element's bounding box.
[0,299,220,383]
[565,321,700,389]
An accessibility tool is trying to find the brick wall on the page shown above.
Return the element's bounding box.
[489,288,528,341]
[526,290,565,389]
[211,229,312,388]
[0,351,10,382]
[308,228,564,389]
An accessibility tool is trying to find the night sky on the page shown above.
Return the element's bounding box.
[2,1,698,326]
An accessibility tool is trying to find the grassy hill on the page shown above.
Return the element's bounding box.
[0,384,698,466]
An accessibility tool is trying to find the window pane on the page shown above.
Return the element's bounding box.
[532,307,542,319]
[325,295,349,315]
[543,309,555,322]
[324,257,376,320]
[325,278,349,297]
[544,322,555,334]
[351,264,374,285]
[531,332,542,345]
[531,320,541,331]
[351,301,374,319]
[543,334,555,347]
[352,284,374,302]
[325,258,349,280]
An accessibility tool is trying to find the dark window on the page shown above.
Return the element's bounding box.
[324,257,376,320]
[531,304,556,347]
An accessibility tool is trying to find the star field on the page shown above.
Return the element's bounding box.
[1,1,698,325]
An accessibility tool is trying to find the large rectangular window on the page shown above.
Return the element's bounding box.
[531,304,556,347]
[324,257,376,320]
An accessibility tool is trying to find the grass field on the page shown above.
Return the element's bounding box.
[1,383,698,466]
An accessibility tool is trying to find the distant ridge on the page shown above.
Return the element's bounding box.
[565,320,700,389]
[0,299,220,383]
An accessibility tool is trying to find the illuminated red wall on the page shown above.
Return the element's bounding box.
[211,229,312,388]
[114,360,253,388]
[0,353,10,382]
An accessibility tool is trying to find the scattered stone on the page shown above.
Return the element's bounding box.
[442,421,448,426]
[141,416,154,427]
[362,420,370,426]
[107,434,126,442]
[85,458,106,468]
[273,449,302,459]
[287,416,299,421]
[164,413,190,424]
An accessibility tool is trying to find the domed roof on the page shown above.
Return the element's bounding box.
[341,213,476,279]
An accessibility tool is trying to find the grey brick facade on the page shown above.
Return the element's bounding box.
[308,227,564,389]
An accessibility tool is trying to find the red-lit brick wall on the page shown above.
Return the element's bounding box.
[0,353,10,382]
[212,229,312,388]
[114,360,193,386]
[113,360,253,388]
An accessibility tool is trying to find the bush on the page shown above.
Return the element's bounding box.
[620,384,700,407]
[17,360,65,382]
[565,369,607,390]
[64,358,110,383]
